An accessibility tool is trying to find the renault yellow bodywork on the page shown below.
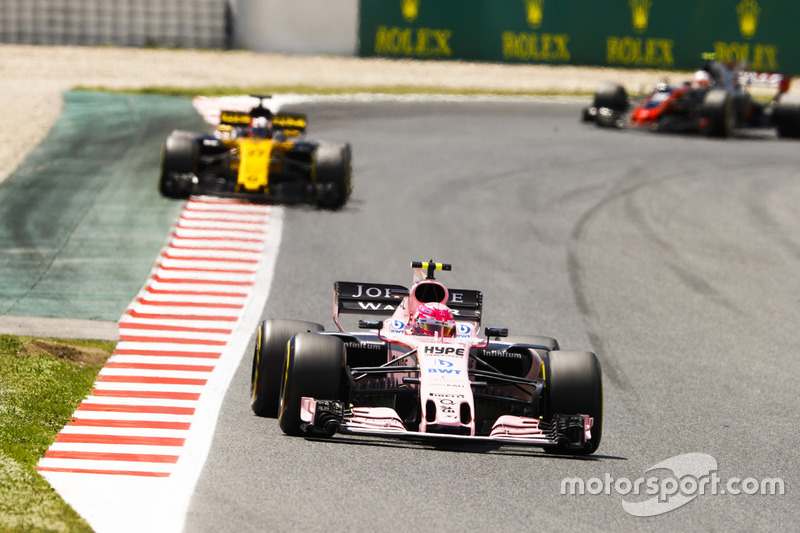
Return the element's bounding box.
[214,112,309,194]
[236,137,275,193]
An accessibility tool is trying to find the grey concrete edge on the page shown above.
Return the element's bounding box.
[0,315,120,342]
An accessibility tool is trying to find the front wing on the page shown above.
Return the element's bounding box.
[189,172,333,205]
[583,106,630,129]
[190,185,318,204]
[300,398,593,451]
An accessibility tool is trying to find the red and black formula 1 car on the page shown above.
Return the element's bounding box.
[582,61,800,138]
[159,96,352,209]
[250,261,603,455]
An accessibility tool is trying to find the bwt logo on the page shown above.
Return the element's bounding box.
[423,346,465,356]
[391,320,405,333]
[428,358,462,375]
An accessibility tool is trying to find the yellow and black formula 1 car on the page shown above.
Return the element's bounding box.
[159,97,352,209]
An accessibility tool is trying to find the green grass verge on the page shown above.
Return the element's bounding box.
[0,335,115,532]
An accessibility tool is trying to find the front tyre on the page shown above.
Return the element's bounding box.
[541,350,603,455]
[702,90,736,137]
[278,333,346,436]
[503,335,560,378]
[504,335,559,352]
[160,130,199,199]
[593,82,628,112]
[314,141,352,209]
[250,319,324,417]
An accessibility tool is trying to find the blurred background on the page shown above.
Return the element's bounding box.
[1,0,796,74]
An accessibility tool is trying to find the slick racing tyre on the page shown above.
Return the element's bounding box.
[504,335,559,352]
[250,320,324,417]
[278,332,346,436]
[701,90,736,137]
[773,93,800,138]
[314,141,352,209]
[541,351,603,455]
[503,335,560,378]
[593,82,628,112]
[159,130,198,199]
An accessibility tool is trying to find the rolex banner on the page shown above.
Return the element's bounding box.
[359,0,800,74]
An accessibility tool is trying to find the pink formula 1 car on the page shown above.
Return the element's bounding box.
[250,261,603,455]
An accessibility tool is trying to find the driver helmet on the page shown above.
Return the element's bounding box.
[412,302,456,337]
[692,70,712,89]
[249,115,272,138]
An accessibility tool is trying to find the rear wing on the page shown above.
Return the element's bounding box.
[217,110,307,136]
[334,282,406,317]
[273,113,307,136]
[738,71,791,93]
[333,281,483,331]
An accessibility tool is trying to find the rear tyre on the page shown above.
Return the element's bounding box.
[541,351,603,455]
[278,333,346,435]
[314,141,352,209]
[593,82,628,111]
[251,320,324,417]
[773,93,800,138]
[160,131,199,199]
[702,90,736,137]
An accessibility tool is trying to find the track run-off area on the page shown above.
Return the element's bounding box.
[37,198,282,532]
[2,91,799,531]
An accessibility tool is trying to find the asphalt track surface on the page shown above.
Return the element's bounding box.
[5,94,799,530]
[182,99,799,531]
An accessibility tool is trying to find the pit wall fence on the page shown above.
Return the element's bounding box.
[0,0,229,49]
